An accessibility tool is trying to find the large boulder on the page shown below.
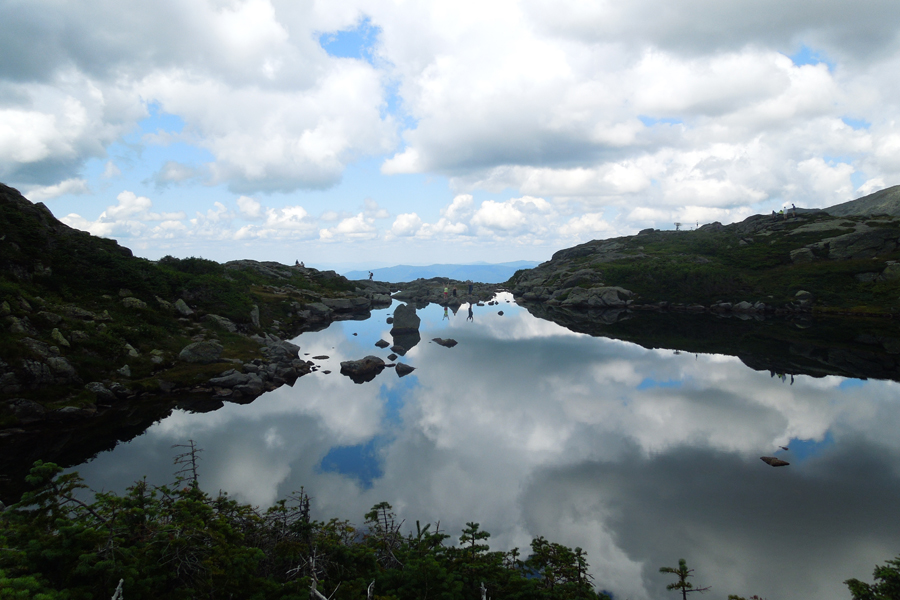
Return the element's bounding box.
[339,355,386,384]
[122,297,148,309]
[178,341,223,364]
[174,299,194,316]
[390,303,420,332]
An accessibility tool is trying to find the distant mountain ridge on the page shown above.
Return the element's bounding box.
[344,261,540,283]
[825,184,900,217]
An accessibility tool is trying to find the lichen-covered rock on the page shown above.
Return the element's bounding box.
[124,343,139,357]
[175,299,194,316]
[790,247,816,263]
[122,297,148,309]
[85,382,117,403]
[204,314,237,332]
[20,359,54,386]
[250,304,260,328]
[155,296,174,311]
[178,341,224,364]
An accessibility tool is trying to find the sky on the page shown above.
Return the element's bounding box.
[3,0,900,270]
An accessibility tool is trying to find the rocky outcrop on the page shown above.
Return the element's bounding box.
[392,277,501,305]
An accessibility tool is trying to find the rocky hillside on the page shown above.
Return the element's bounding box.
[511,207,900,316]
[0,183,392,425]
[825,184,900,217]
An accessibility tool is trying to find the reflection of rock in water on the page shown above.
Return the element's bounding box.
[391,331,421,355]
[761,456,790,467]
[339,356,386,384]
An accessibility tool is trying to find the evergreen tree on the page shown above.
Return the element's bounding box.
[659,558,710,600]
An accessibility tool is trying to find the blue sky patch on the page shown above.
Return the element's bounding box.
[638,116,683,127]
[319,438,384,488]
[319,16,380,63]
[636,377,682,390]
[838,378,866,390]
[842,117,871,130]
[783,432,835,462]
[788,45,835,71]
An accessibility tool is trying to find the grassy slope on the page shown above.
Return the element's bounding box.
[513,212,900,312]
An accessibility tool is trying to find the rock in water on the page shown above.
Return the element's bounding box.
[432,338,458,348]
[391,303,420,332]
[760,456,790,467]
[375,339,390,348]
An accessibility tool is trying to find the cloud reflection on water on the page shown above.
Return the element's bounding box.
[72,296,900,600]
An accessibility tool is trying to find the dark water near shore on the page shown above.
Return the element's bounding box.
[67,294,900,600]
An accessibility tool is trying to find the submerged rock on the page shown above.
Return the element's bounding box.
[760,456,790,467]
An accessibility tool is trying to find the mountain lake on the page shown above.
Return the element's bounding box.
[46,293,900,599]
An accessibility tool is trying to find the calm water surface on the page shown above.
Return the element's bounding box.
[71,293,900,600]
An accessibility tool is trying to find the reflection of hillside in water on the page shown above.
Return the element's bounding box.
[519,302,900,382]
